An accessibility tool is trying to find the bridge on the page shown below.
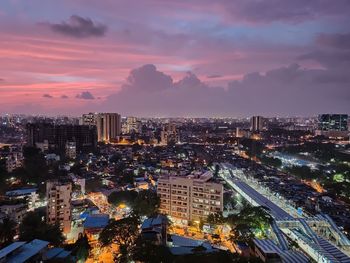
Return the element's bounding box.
[218,163,350,263]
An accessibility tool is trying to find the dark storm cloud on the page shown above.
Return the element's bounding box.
[123,64,173,93]
[299,50,350,69]
[207,74,222,79]
[317,33,350,50]
[76,91,95,100]
[60,95,69,99]
[101,64,349,117]
[49,15,107,38]
[43,94,53,98]
[299,32,350,69]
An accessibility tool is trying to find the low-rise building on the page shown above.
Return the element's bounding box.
[0,203,27,223]
[0,239,49,263]
[141,215,168,245]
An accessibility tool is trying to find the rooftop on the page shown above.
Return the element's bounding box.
[83,214,109,229]
[0,239,49,263]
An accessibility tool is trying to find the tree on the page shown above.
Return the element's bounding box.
[132,237,173,263]
[226,205,272,243]
[207,212,224,226]
[260,156,282,168]
[74,234,90,263]
[99,216,140,262]
[132,190,160,217]
[108,190,138,207]
[213,164,220,178]
[108,190,159,217]
[0,218,16,247]
[19,211,64,246]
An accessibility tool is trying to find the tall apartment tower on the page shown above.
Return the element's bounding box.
[80,112,97,126]
[96,113,121,142]
[250,116,265,132]
[157,171,223,224]
[160,123,179,145]
[46,180,72,234]
[316,114,349,137]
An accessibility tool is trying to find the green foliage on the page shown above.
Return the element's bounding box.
[99,216,140,262]
[284,165,320,180]
[10,146,49,185]
[74,235,90,262]
[207,212,224,225]
[240,139,264,158]
[85,178,103,193]
[0,218,16,247]
[260,156,282,168]
[133,190,160,217]
[213,164,220,178]
[226,205,272,243]
[132,238,173,263]
[281,142,349,163]
[108,190,159,217]
[108,190,138,207]
[19,211,64,246]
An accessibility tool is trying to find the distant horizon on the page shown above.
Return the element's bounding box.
[0,1,349,115]
[1,112,348,119]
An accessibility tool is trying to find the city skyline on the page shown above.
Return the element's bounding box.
[0,1,349,116]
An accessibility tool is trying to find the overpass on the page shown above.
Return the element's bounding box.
[218,163,350,263]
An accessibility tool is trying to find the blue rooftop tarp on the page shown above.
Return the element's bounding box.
[83,214,109,229]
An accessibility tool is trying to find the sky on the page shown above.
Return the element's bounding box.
[0,0,349,117]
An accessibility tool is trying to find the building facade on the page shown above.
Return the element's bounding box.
[317,114,349,137]
[250,116,265,132]
[26,123,97,153]
[96,113,121,142]
[46,180,72,234]
[318,114,348,131]
[157,171,223,223]
[6,152,23,172]
[160,123,179,145]
[80,112,97,126]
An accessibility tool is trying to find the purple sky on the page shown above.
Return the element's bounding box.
[0,0,349,117]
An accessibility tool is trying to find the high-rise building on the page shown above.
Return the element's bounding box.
[157,171,223,224]
[318,114,348,131]
[80,113,97,126]
[316,114,349,137]
[65,141,76,159]
[46,180,72,234]
[124,116,141,134]
[96,113,121,142]
[6,152,23,173]
[26,123,97,153]
[250,116,265,132]
[160,123,179,144]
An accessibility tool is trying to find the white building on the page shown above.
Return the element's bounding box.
[46,180,72,234]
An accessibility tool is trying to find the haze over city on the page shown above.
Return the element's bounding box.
[1,1,350,262]
[0,0,349,116]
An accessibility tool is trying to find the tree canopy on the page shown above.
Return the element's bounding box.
[19,211,64,246]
